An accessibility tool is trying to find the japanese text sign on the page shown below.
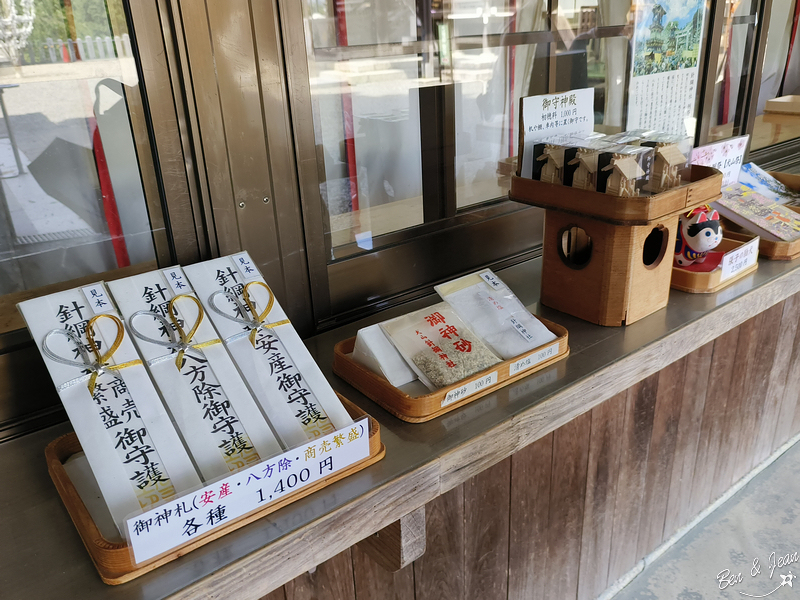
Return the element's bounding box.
[126,417,371,564]
[721,237,759,282]
[691,136,749,186]
[520,88,594,178]
[442,371,498,408]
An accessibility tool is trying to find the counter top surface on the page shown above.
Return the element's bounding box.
[4,254,800,599]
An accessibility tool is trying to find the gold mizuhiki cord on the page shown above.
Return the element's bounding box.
[42,313,143,395]
[167,294,222,369]
[128,294,222,370]
[241,281,291,347]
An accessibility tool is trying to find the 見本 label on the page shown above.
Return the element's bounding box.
[162,268,191,295]
[81,284,114,314]
[509,342,560,376]
[126,418,370,564]
[442,371,498,408]
[231,252,260,280]
[720,237,759,282]
[480,272,504,290]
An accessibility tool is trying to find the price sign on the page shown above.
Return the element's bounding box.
[125,418,370,564]
[442,371,498,408]
[509,342,560,376]
[519,88,594,178]
[720,237,759,282]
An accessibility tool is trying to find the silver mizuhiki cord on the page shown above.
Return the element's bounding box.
[41,327,119,391]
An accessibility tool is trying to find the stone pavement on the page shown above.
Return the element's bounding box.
[613,437,800,599]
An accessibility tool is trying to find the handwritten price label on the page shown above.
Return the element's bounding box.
[721,237,759,282]
[125,418,370,564]
[442,371,498,408]
[509,342,560,376]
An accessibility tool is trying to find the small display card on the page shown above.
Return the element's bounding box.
[520,88,594,179]
[442,371,498,408]
[126,417,370,564]
[690,135,749,186]
[509,342,560,376]
[720,237,759,282]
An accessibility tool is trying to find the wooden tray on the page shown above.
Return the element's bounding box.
[671,238,759,293]
[510,164,722,225]
[333,318,569,423]
[45,396,384,585]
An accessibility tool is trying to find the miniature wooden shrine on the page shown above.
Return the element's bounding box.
[646,143,686,193]
[601,154,645,197]
[538,144,565,184]
[569,148,600,190]
[510,165,723,326]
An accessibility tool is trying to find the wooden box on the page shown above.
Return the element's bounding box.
[722,171,800,261]
[45,396,384,585]
[510,165,723,326]
[671,238,759,293]
[333,318,569,423]
[765,95,800,115]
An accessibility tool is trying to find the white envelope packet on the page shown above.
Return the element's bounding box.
[107,267,284,482]
[352,324,417,388]
[183,252,353,447]
[18,284,201,532]
[435,269,557,360]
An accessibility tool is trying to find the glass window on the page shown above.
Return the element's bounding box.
[0,0,161,296]
[302,0,649,257]
[751,0,800,150]
[706,0,759,143]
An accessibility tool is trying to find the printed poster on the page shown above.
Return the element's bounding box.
[626,0,706,134]
[690,135,749,186]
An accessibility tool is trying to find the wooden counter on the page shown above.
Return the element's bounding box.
[3,255,800,600]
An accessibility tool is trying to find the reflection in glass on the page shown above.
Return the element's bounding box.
[304,0,644,255]
[707,0,757,143]
[0,0,156,295]
[752,0,800,150]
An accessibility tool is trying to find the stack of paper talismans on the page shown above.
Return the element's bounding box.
[183,252,354,446]
[108,267,284,481]
[18,285,202,531]
[22,252,383,582]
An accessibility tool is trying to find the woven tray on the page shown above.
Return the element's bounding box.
[45,395,384,585]
[333,318,569,423]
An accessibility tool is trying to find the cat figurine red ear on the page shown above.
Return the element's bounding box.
[675,207,723,267]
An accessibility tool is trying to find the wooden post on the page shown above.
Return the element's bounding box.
[356,506,426,572]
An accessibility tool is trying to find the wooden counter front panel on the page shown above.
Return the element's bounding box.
[258,292,800,600]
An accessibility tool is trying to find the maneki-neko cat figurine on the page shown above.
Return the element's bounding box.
[674,206,723,267]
